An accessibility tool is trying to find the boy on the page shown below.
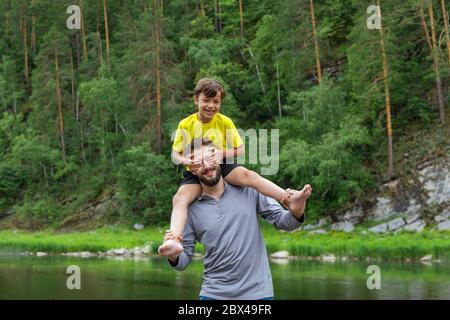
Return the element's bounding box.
[158,78,306,256]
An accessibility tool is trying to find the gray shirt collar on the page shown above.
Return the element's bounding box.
[197,180,231,201]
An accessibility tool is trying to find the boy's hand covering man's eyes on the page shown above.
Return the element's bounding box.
[184,153,202,171]
[207,147,223,165]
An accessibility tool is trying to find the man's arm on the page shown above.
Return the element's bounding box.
[167,215,196,271]
[257,192,305,231]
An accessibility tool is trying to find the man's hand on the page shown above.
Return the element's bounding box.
[163,230,180,263]
[282,185,312,219]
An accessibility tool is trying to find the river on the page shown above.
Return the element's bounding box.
[0,255,449,299]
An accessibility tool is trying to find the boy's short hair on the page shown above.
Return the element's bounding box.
[194,78,225,100]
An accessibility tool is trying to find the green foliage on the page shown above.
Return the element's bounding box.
[15,195,62,223]
[116,144,178,225]
[0,0,448,228]
[277,80,374,214]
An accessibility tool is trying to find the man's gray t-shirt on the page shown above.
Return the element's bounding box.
[170,181,304,300]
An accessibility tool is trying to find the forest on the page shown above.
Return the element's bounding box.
[0,0,449,228]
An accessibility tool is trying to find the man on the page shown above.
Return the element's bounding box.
[166,138,312,300]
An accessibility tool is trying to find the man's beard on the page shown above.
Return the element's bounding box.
[197,165,222,186]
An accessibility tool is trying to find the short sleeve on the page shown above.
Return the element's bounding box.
[225,119,243,148]
[172,122,190,153]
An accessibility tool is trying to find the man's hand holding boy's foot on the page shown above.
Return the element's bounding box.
[158,230,183,257]
[281,185,312,218]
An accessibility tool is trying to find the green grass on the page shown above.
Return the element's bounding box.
[1,224,450,260]
[261,223,450,260]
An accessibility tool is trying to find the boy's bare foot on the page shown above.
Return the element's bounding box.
[283,184,312,216]
[158,239,183,257]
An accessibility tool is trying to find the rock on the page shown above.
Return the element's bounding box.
[270,258,289,265]
[437,220,450,231]
[368,222,388,234]
[387,218,406,231]
[193,253,204,260]
[142,245,151,254]
[406,213,420,225]
[418,161,450,206]
[403,219,426,232]
[270,251,289,259]
[321,254,337,262]
[303,223,319,231]
[36,252,48,257]
[318,217,332,226]
[371,197,396,221]
[331,221,354,233]
[133,223,144,231]
[435,211,450,223]
[113,248,127,255]
[289,226,303,233]
[341,206,364,224]
[420,254,433,261]
[310,228,327,235]
[80,251,92,258]
[405,199,422,216]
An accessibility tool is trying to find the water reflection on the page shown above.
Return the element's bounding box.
[0,256,449,299]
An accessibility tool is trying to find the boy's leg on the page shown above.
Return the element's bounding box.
[224,166,286,202]
[224,166,311,214]
[158,183,201,257]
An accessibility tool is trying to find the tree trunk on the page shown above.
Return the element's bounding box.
[12,82,17,115]
[103,0,110,69]
[429,0,446,125]
[97,0,103,66]
[75,32,81,70]
[21,6,30,92]
[419,7,432,50]
[239,0,244,43]
[214,0,222,33]
[80,0,88,61]
[377,0,394,180]
[31,0,36,53]
[441,0,450,63]
[309,0,322,84]
[275,46,282,118]
[55,51,67,164]
[70,49,76,117]
[154,0,162,154]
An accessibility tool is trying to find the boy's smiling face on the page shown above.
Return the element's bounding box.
[195,91,222,123]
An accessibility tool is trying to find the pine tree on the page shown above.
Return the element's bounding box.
[309,0,322,83]
[377,0,394,180]
[30,26,72,164]
[428,0,446,124]
[440,0,450,63]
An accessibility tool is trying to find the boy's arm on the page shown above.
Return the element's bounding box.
[171,149,201,168]
[171,149,188,166]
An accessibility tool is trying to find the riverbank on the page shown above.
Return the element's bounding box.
[1,225,450,261]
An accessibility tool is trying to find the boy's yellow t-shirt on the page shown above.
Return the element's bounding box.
[172,113,243,157]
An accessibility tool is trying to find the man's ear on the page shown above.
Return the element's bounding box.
[193,95,198,105]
